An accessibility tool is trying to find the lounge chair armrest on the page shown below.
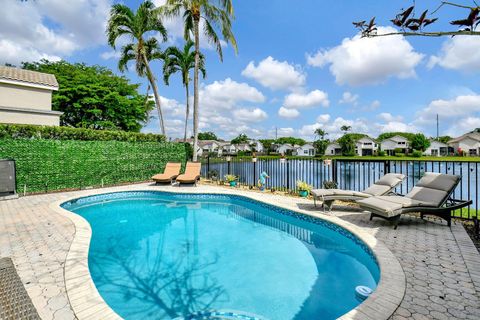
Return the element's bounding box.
[444,199,473,211]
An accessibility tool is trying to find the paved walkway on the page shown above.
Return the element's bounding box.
[1,183,480,320]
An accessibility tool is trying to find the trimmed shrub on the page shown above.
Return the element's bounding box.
[377,150,386,157]
[0,138,186,194]
[412,150,423,158]
[0,124,166,142]
[395,152,405,157]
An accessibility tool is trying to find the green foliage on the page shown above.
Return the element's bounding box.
[314,139,329,155]
[198,131,218,140]
[22,60,153,132]
[296,180,312,192]
[438,136,452,144]
[231,133,249,145]
[0,139,186,193]
[0,124,165,142]
[377,132,416,142]
[411,133,431,151]
[323,181,338,189]
[224,174,238,182]
[259,139,275,153]
[394,148,404,154]
[338,134,360,156]
[378,150,386,157]
[275,137,306,146]
[412,150,423,157]
[395,153,405,157]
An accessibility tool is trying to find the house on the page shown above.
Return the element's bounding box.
[294,143,316,157]
[276,143,295,155]
[248,140,264,153]
[221,143,237,155]
[235,143,252,153]
[380,135,410,155]
[0,66,62,126]
[424,140,449,156]
[355,137,378,156]
[448,132,480,156]
[325,142,342,156]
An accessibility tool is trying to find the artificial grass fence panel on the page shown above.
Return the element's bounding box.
[0,139,187,194]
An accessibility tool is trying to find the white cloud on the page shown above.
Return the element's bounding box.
[278,107,300,119]
[429,36,480,72]
[368,100,381,111]
[268,127,296,138]
[306,26,424,86]
[100,50,121,60]
[377,112,403,122]
[233,108,268,122]
[241,56,306,91]
[283,90,330,109]
[0,0,109,64]
[339,92,359,105]
[317,114,331,123]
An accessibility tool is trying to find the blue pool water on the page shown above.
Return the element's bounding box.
[62,191,380,320]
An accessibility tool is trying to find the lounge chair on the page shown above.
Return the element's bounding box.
[152,162,182,184]
[176,162,201,185]
[311,173,405,210]
[358,172,472,229]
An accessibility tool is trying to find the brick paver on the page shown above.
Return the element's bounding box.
[1,183,479,320]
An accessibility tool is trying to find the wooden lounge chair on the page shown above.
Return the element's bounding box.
[358,172,472,229]
[152,162,182,184]
[311,173,405,210]
[176,162,201,185]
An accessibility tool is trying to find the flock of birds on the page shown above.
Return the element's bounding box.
[353,5,480,37]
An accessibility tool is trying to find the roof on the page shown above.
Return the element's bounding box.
[0,66,58,90]
[449,132,480,144]
[386,135,409,143]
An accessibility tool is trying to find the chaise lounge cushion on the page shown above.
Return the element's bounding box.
[310,189,369,198]
[374,173,406,187]
[358,196,432,217]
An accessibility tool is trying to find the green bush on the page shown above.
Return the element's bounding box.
[377,150,386,157]
[0,138,186,194]
[393,148,403,154]
[412,150,423,158]
[0,124,165,142]
[395,152,405,157]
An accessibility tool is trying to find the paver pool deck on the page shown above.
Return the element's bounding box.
[1,182,480,320]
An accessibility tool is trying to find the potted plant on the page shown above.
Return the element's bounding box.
[225,174,238,187]
[296,180,312,197]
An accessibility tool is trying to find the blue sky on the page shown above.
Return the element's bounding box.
[1,0,480,140]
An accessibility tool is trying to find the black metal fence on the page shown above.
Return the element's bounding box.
[201,156,479,225]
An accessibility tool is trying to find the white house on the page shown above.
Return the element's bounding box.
[380,135,410,155]
[325,142,342,156]
[221,143,237,155]
[294,143,316,157]
[248,140,264,153]
[424,140,449,156]
[276,143,295,155]
[235,143,252,153]
[355,137,378,156]
[448,132,480,156]
[0,66,62,126]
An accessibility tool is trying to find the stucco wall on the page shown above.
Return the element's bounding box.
[0,83,52,111]
[0,109,60,126]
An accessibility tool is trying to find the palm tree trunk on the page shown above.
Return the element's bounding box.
[143,54,166,137]
[192,17,200,161]
[184,82,190,142]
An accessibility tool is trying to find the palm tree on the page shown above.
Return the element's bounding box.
[107,1,168,136]
[314,128,327,140]
[159,0,237,161]
[340,125,352,133]
[163,40,206,142]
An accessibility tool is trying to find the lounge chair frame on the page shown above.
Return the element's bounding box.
[368,177,472,229]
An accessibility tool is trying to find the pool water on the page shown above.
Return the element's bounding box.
[63,192,379,320]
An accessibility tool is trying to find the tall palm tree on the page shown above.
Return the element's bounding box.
[159,0,237,160]
[163,40,206,142]
[107,1,168,136]
[340,125,352,134]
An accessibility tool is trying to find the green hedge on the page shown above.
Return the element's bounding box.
[0,124,166,142]
[0,138,187,194]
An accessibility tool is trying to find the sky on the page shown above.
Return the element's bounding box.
[1,0,480,141]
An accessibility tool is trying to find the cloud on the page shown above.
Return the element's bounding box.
[339,92,359,105]
[377,112,403,122]
[283,90,330,109]
[306,26,424,86]
[278,107,300,119]
[429,36,480,72]
[100,50,121,60]
[241,56,306,90]
[317,114,331,123]
[0,0,109,64]
[233,108,268,122]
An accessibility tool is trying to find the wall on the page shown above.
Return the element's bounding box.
[0,83,52,110]
[0,108,61,126]
[0,139,187,194]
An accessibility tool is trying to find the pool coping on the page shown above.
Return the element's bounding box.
[50,185,406,320]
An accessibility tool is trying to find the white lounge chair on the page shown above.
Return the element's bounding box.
[358,172,472,229]
[311,173,405,210]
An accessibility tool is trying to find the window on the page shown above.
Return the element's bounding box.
[364,142,372,146]
[304,150,309,154]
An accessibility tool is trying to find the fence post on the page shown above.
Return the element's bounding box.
[207,155,210,175]
[253,160,256,187]
[227,159,231,175]
[384,160,390,174]
[286,160,290,191]
[332,159,338,183]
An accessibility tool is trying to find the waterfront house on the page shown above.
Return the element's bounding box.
[294,143,316,157]
[0,66,62,126]
[276,143,295,155]
[235,143,252,153]
[221,143,237,155]
[448,132,480,156]
[325,142,342,156]
[355,137,378,156]
[424,140,449,156]
[380,135,410,155]
[248,140,264,153]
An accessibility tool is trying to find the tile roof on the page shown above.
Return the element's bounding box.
[0,66,58,89]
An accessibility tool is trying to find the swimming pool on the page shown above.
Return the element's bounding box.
[62,191,380,320]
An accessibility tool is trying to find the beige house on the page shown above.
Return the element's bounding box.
[0,66,62,126]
